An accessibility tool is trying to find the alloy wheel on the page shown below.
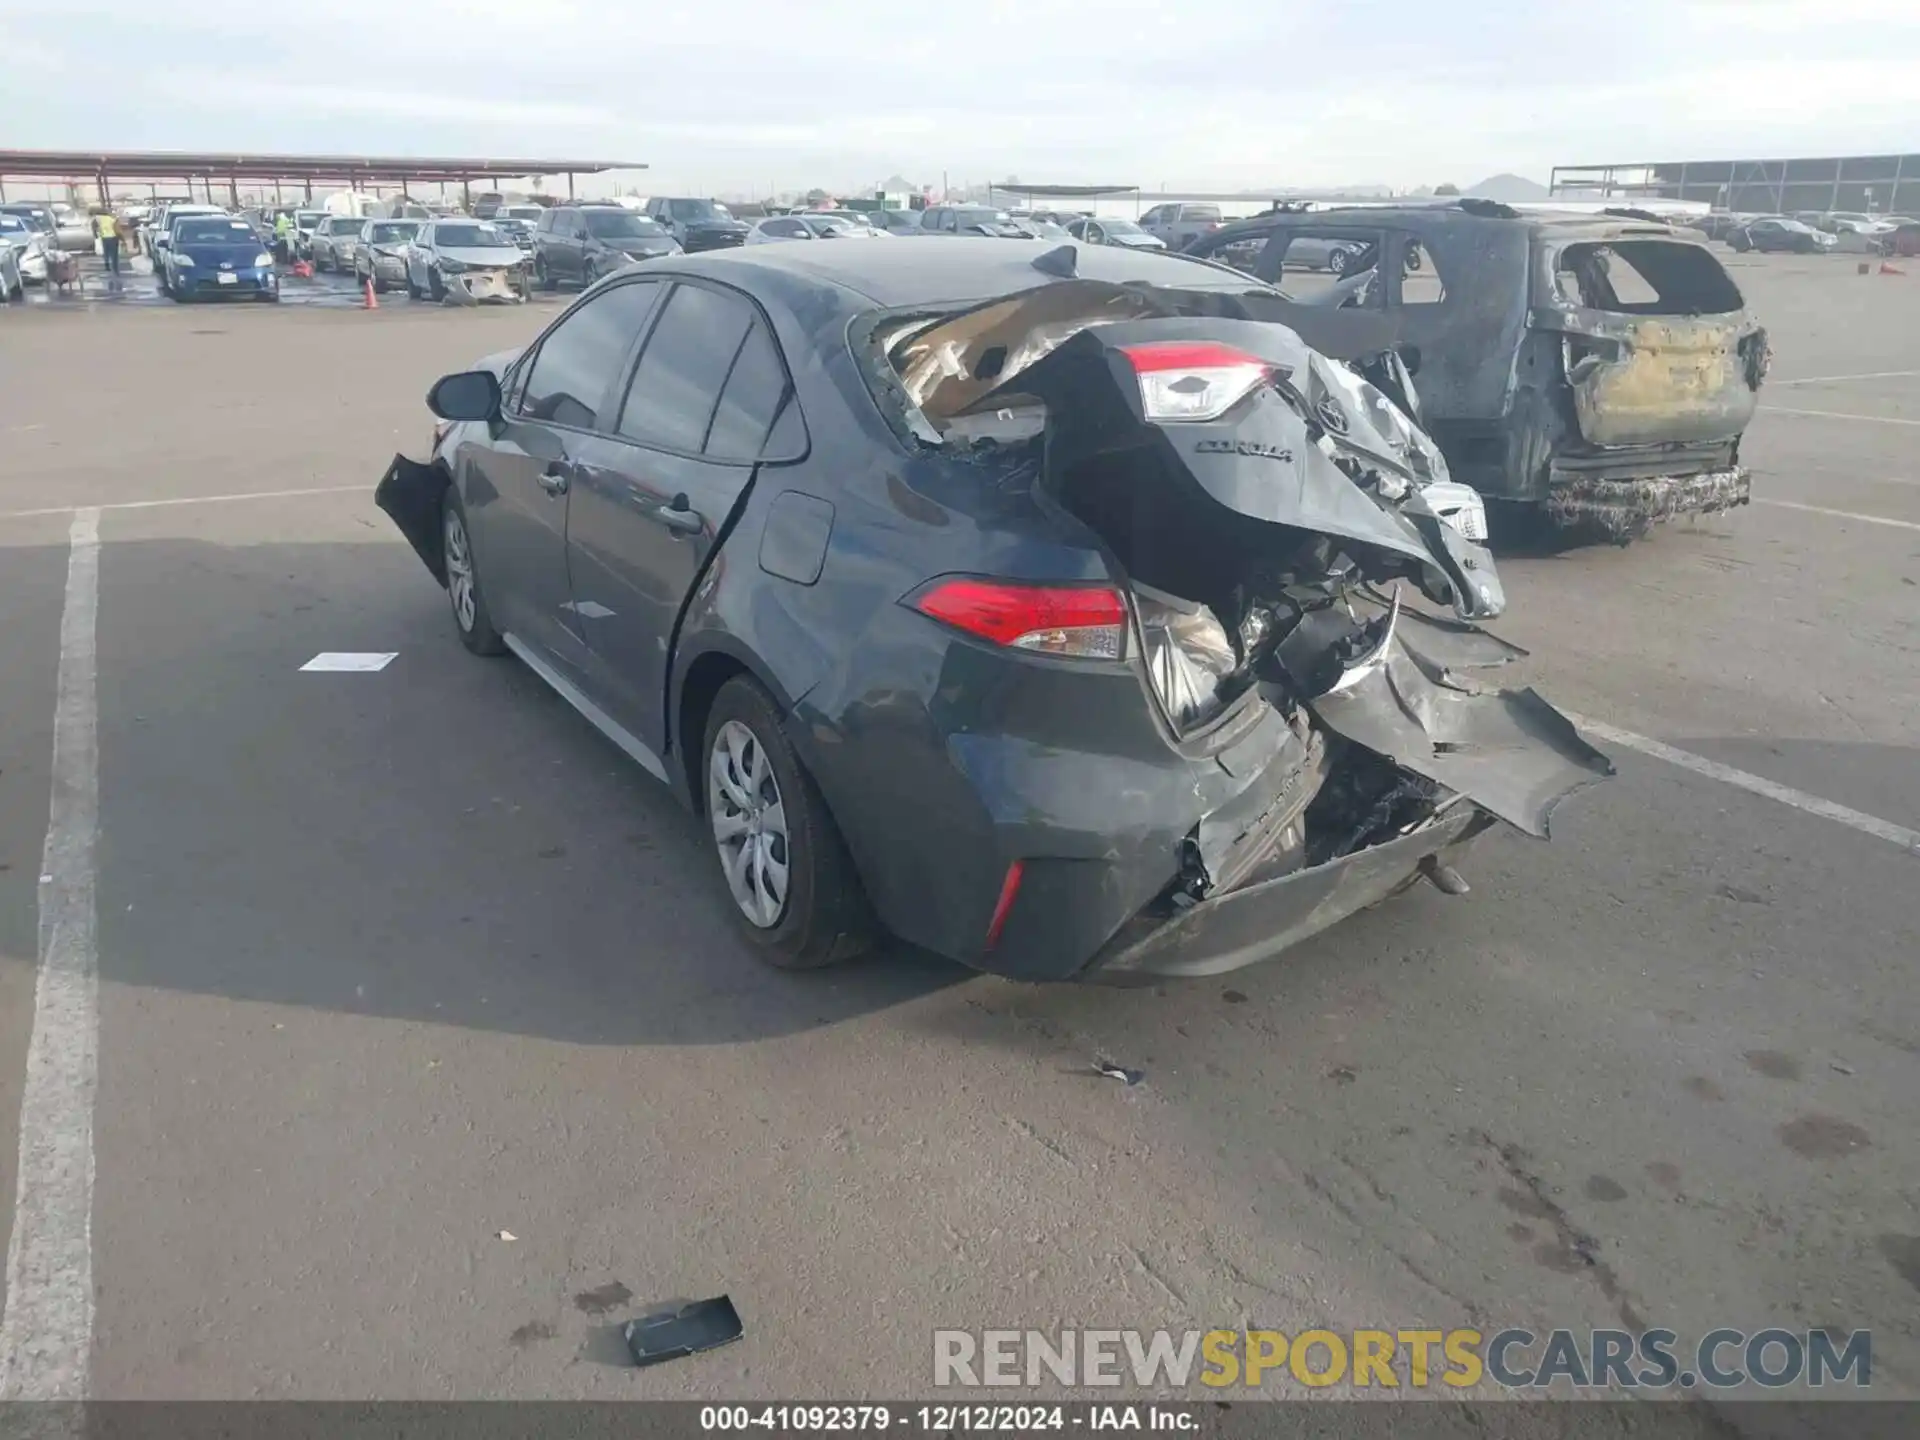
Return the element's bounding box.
[444,506,476,632]
[707,719,789,929]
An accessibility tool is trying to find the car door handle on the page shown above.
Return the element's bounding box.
[539,461,571,496]
[648,494,704,535]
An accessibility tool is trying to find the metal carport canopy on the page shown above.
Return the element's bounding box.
[0,149,647,182]
[987,183,1139,199]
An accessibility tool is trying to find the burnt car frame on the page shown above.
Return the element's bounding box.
[1184,202,1771,540]
[376,241,1607,983]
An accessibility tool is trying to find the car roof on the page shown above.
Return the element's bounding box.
[1207,201,1691,244]
[660,235,1261,307]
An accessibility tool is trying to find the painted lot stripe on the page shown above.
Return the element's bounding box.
[1771,368,1920,386]
[1570,713,1920,856]
[1759,406,1920,427]
[0,484,366,522]
[0,508,102,1400]
[1755,498,1920,532]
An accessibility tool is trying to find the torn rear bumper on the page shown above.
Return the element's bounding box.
[1083,805,1492,979]
[1542,465,1750,542]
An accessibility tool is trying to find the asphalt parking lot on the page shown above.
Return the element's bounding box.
[0,250,1915,1411]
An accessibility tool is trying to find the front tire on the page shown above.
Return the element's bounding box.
[702,677,873,969]
[428,267,446,301]
[1326,246,1353,275]
[441,490,506,657]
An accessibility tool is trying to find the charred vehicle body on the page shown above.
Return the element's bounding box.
[1185,202,1771,541]
[377,240,1609,982]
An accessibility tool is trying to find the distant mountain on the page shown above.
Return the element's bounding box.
[1466,173,1550,202]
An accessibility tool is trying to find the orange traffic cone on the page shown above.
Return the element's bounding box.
[1880,262,1906,276]
[363,275,378,309]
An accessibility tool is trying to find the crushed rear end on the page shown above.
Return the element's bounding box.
[878,275,1611,979]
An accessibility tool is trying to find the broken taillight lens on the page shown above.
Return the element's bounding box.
[910,578,1127,660]
[1121,341,1273,422]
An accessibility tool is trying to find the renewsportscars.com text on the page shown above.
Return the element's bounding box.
[933,1327,1871,1391]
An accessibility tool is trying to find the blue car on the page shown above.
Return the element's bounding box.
[164,215,279,302]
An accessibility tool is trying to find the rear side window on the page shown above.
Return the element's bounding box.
[1399,239,1448,306]
[1182,205,1222,222]
[1551,241,1744,315]
[616,283,754,453]
[520,281,662,429]
[705,322,794,461]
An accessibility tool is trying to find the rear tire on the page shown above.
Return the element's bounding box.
[441,489,506,658]
[702,676,873,969]
[1326,246,1353,275]
[536,255,556,291]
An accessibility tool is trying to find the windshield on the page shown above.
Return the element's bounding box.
[296,212,325,227]
[3,209,54,232]
[799,216,859,236]
[669,200,731,221]
[0,217,29,235]
[327,218,362,234]
[367,223,419,244]
[505,207,544,220]
[1101,219,1147,237]
[434,224,506,248]
[177,219,257,244]
[584,210,667,239]
[958,210,1012,225]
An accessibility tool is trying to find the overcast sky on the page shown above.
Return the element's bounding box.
[3,0,1916,196]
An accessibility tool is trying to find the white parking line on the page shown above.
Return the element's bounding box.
[1755,498,1920,532]
[1571,714,1920,855]
[1759,406,1920,426]
[0,484,366,522]
[1770,368,1920,386]
[0,508,102,1400]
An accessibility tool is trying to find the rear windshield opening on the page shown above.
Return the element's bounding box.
[1551,241,1744,316]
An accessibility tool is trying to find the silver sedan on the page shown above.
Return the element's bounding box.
[404,220,531,303]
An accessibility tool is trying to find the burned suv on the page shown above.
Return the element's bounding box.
[1185,202,1771,541]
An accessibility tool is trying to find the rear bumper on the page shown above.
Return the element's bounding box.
[1543,464,1751,541]
[1083,806,1491,980]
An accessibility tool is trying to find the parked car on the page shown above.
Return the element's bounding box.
[643,197,751,252]
[918,205,1028,237]
[291,209,329,260]
[807,210,889,236]
[160,214,278,302]
[1879,222,1920,258]
[872,208,924,235]
[0,234,23,301]
[309,214,368,272]
[0,214,48,291]
[374,239,1608,980]
[1139,202,1225,249]
[405,219,531,303]
[490,215,538,257]
[747,214,869,244]
[0,203,59,242]
[1064,216,1167,251]
[535,204,681,289]
[1184,202,1770,540]
[352,219,423,291]
[147,203,227,266]
[1728,218,1835,254]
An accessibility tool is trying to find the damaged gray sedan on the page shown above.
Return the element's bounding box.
[376,240,1609,981]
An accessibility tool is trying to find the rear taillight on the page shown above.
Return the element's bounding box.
[909,577,1127,660]
[1121,340,1273,422]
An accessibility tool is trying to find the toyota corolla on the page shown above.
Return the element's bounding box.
[376,241,1609,980]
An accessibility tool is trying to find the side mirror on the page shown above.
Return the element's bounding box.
[426,370,502,423]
